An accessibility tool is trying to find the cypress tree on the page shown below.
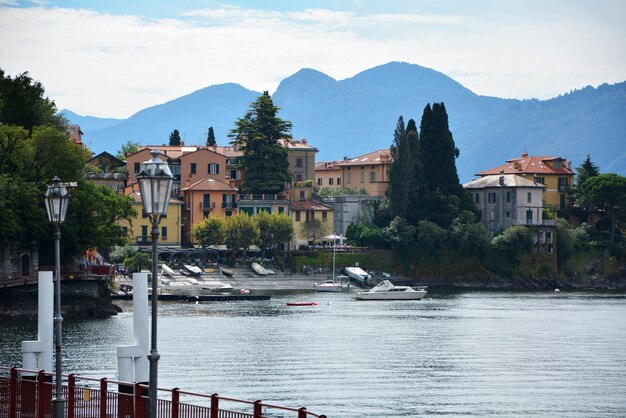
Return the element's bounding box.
[406,118,427,224]
[206,126,216,146]
[229,91,292,194]
[387,116,410,219]
[169,129,181,146]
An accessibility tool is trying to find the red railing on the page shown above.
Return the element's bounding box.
[0,367,326,418]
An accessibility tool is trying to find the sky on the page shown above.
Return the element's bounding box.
[1,0,625,119]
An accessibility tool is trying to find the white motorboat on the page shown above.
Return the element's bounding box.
[183,264,203,276]
[355,280,427,300]
[161,263,175,276]
[251,262,270,276]
[345,266,371,284]
[314,280,344,292]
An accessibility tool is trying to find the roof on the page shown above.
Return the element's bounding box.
[126,190,182,204]
[315,161,342,171]
[278,138,318,151]
[464,174,545,189]
[335,149,391,167]
[290,200,333,211]
[87,151,125,167]
[181,176,237,192]
[477,154,574,176]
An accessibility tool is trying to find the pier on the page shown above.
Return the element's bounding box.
[0,367,326,418]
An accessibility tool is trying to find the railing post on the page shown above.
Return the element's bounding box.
[37,370,46,418]
[171,388,179,418]
[134,382,144,418]
[253,400,262,418]
[9,368,17,418]
[68,374,76,418]
[298,407,307,418]
[100,378,108,418]
[210,393,219,418]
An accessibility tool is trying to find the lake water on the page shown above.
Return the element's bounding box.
[1,290,626,417]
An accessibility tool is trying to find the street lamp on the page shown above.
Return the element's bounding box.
[136,149,173,418]
[44,176,70,418]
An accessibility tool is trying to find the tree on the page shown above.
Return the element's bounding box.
[448,210,490,256]
[192,215,225,249]
[0,68,66,131]
[385,217,416,251]
[387,116,410,220]
[206,126,216,146]
[169,129,181,146]
[572,155,601,223]
[416,220,446,257]
[579,173,626,242]
[300,218,327,245]
[406,118,427,224]
[116,140,140,160]
[229,91,292,194]
[576,155,600,187]
[224,212,259,256]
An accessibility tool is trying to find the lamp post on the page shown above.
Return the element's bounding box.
[45,176,70,418]
[136,149,174,418]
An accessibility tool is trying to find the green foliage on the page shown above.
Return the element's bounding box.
[229,91,292,194]
[492,225,534,253]
[256,211,294,256]
[116,140,140,160]
[448,210,490,256]
[192,215,225,248]
[579,173,626,241]
[124,251,151,273]
[0,68,66,131]
[206,126,216,146]
[169,129,181,146]
[576,155,600,187]
[110,245,137,264]
[300,218,327,244]
[385,217,416,251]
[416,220,446,257]
[224,212,259,254]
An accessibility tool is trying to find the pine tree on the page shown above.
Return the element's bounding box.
[168,129,181,146]
[229,91,292,194]
[387,116,410,219]
[576,154,600,187]
[206,126,216,147]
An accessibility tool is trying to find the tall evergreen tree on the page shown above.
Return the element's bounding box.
[387,116,410,219]
[168,129,181,146]
[406,118,427,224]
[572,154,600,223]
[206,126,216,146]
[576,154,600,187]
[229,91,292,194]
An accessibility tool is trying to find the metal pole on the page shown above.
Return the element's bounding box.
[52,226,65,418]
[148,219,160,418]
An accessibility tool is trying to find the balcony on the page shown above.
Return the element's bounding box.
[222,201,237,209]
[239,193,287,201]
[200,202,216,210]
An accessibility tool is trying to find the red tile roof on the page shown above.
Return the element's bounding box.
[290,200,333,211]
[335,149,391,167]
[477,154,574,176]
[181,176,237,192]
[315,161,342,171]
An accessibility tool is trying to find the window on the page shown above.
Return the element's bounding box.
[296,173,303,181]
[535,177,545,185]
[346,173,352,184]
[360,171,365,183]
[208,163,219,175]
[134,162,140,174]
[558,177,569,191]
[475,193,480,203]
[142,209,147,218]
[278,207,284,214]
[296,158,303,167]
[161,226,167,239]
[299,190,306,201]
[506,191,511,203]
[488,193,496,203]
[329,178,334,185]
[191,163,196,174]
[527,192,532,203]
[526,209,533,224]
[322,211,327,221]
[295,211,301,222]
[229,169,239,180]
[560,194,566,209]
[203,194,211,208]
[369,171,376,183]
[141,225,148,240]
[317,178,322,186]
[122,226,128,236]
[505,211,511,218]
[337,178,341,185]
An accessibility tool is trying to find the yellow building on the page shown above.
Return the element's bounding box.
[121,190,183,246]
[476,153,575,215]
[290,200,334,248]
[334,149,391,198]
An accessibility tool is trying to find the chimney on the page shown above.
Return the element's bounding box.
[567,161,572,170]
[522,152,528,158]
[301,138,307,144]
[499,170,505,186]
[343,156,348,161]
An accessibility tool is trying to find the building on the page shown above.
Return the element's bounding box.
[333,149,391,198]
[476,153,575,215]
[279,138,318,182]
[122,190,183,246]
[85,151,126,194]
[464,173,556,253]
[315,161,342,190]
[290,200,334,248]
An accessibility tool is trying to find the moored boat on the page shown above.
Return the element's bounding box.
[345,266,371,284]
[355,280,427,301]
[251,262,270,276]
[184,264,203,276]
[286,301,318,306]
[161,263,175,276]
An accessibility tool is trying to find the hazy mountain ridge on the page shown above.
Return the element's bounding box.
[64,62,625,180]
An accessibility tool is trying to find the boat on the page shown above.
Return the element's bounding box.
[251,262,270,276]
[355,280,427,301]
[183,264,203,276]
[345,266,371,284]
[212,283,234,293]
[220,267,235,277]
[161,263,175,276]
[315,236,349,292]
[286,302,318,306]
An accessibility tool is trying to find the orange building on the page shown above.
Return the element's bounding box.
[315,161,343,190]
[334,149,391,198]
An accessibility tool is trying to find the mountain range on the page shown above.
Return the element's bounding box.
[60,62,626,182]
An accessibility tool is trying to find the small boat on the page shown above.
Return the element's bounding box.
[345,266,371,284]
[314,281,344,292]
[185,277,199,285]
[220,267,235,277]
[355,280,427,301]
[212,283,234,293]
[286,302,318,306]
[183,265,203,276]
[161,263,175,276]
[251,262,270,276]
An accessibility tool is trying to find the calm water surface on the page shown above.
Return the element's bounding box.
[1,291,625,417]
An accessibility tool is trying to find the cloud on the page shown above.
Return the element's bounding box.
[0,3,624,118]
